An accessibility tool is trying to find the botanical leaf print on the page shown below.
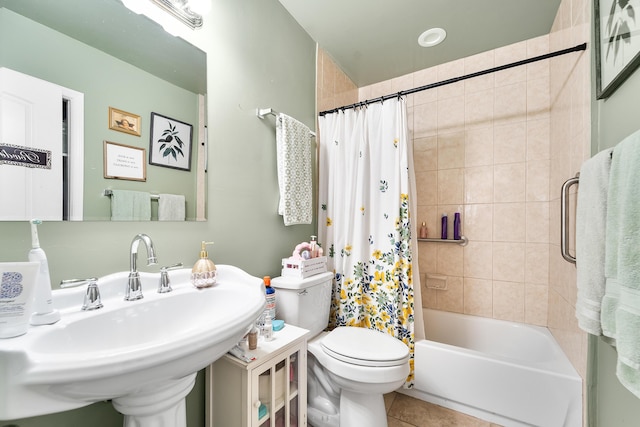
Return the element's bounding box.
[606,0,637,64]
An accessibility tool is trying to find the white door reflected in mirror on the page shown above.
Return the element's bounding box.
[0,67,84,221]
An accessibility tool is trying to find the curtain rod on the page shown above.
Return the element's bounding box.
[319,42,587,117]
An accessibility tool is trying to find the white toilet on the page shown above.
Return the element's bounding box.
[271,272,410,427]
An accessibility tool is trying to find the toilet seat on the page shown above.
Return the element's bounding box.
[320,326,409,367]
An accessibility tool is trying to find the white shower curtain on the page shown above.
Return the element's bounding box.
[318,97,422,387]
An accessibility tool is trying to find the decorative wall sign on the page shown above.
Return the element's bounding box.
[103,141,146,181]
[149,112,192,171]
[109,107,142,136]
[595,0,640,99]
[0,143,51,169]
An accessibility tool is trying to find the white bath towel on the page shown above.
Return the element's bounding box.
[110,190,151,221]
[276,113,312,226]
[158,194,186,221]
[575,148,613,335]
[602,129,640,398]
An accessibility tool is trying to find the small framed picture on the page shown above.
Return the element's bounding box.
[149,112,192,171]
[109,107,142,136]
[103,141,146,181]
[595,0,640,99]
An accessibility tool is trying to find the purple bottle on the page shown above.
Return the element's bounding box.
[454,212,461,240]
[441,213,448,239]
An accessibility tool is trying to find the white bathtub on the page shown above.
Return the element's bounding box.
[399,309,582,427]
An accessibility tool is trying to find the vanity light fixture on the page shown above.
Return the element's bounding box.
[122,0,208,32]
[418,27,447,47]
[149,0,204,29]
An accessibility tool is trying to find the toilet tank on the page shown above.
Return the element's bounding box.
[271,272,333,336]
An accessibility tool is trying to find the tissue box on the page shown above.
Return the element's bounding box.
[281,256,327,279]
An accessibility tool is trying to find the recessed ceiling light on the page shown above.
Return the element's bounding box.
[418,28,446,47]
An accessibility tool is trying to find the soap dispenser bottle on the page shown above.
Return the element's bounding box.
[191,241,217,288]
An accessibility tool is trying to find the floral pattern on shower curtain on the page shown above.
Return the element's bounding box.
[318,98,416,387]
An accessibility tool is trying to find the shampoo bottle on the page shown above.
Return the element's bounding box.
[453,212,461,240]
[264,276,276,321]
[29,219,60,325]
[441,213,448,239]
[419,222,428,239]
[191,241,217,288]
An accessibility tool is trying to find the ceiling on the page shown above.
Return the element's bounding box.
[278,0,562,87]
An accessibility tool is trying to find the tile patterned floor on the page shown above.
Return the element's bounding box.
[384,392,504,427]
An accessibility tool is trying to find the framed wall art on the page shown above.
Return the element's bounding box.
[595,0,640,99]
[103,141,146,181]
[149,112,193,171]
[109,107,142,136]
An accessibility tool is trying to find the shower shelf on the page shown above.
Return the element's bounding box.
[418,236,468,246]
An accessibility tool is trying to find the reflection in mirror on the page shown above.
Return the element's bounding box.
[0,0,207,221]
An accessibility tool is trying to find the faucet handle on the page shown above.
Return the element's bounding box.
[60,277,103,311]
[159,263,183,293]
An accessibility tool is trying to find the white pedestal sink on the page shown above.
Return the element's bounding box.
[0,264,265,426]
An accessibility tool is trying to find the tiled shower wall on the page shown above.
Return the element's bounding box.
[548,0,590,378]
[315,0,590,379]
[359,35,554,327]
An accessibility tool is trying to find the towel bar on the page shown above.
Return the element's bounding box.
[256,107,316,137]
[103,189,160,200]
[561,173,579,264]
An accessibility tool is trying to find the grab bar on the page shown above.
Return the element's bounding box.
[560,173,579,264]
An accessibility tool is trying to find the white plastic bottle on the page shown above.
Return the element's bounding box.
[264,315,274,342]
[28,219,60,325]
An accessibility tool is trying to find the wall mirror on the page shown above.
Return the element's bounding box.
[0,0,207,221]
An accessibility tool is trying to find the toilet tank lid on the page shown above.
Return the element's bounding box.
[271,272,334,290]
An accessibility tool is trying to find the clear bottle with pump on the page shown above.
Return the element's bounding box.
[191,241,217,288]
[263,315,274,341]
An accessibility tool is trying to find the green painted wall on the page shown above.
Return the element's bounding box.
[590,7,640,425]
[0,0,316,425]
[0,8,199,220]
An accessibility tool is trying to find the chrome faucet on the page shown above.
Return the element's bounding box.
[60,277,103,311]
[126,234,158,301]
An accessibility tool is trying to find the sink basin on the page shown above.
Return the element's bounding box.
[0,264,265,424]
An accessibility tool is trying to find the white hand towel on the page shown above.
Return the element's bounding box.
[158,194,186,221]
[110,190,151,221]
[276,113,312,226]
[575,148,613,335]
[602,129,640,398]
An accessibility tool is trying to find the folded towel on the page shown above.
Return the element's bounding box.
[110,190,151,221]
[158,194,185,221]
[602,129,640,398]
[276,113,312,226]
[575,148,613,335]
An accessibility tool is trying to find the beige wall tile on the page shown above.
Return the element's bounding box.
[438,131,465,169]
[413,102,438,138]
[494,122,526,164]
[465,127,494,167]
[494,163,526,202]
[464,278,494,317]
[437,58,465,99]
[464,241,493,279]
[437,169,464,205]
[493,202,526,242]
[413,136,438,171]
[494,81,527,127]
[436,276,464,313]
[415,170,438,205]
[463,203,494,241]
[493,242,525,282]
[465,165,494,204]
[525,283,549,326]
[526,159,550,201]
[437,244,464,276]
[493,280,525,321]
[525,242,550,285]
[526,201,550,243]
[527,118,551,161]
[465,88,494,130]
[437,96,465,132]
[465,50,495,94]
